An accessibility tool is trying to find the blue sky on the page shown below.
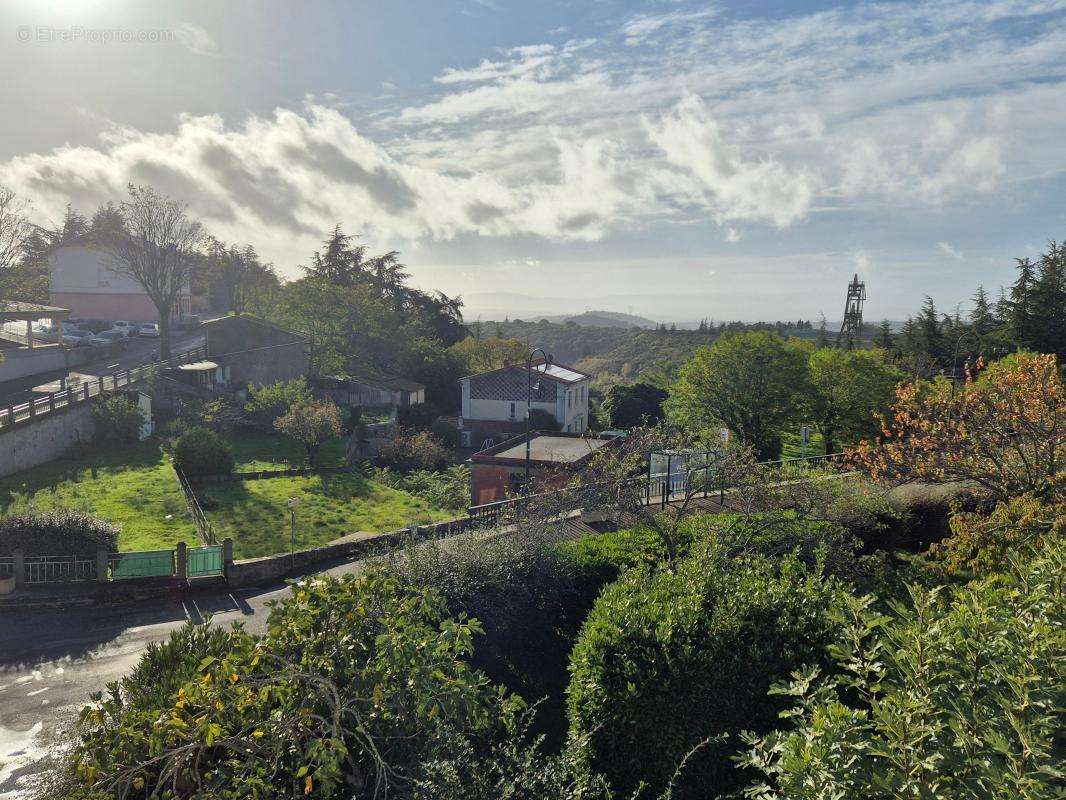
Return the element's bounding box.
[2,0,1065,321]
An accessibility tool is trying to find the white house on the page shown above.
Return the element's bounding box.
[459,359,592,444]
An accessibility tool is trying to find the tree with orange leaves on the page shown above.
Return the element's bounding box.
[852,352,1063,501]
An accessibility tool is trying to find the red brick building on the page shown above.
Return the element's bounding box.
[468,431,613,506]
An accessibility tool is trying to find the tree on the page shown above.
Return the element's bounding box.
[873,319,895,351]
[1008,256,1038,348]
[90,394,146,447]
[600,382,668,428]
[203,239,280,314]
[105,185,205,359]
[274,400,343,466]
[448,336,528,374]
[805,348,903,454]
[1029,241,1065,356]
[666,332,808,460]
[244,377,312,431]
[0,186,33,302]
[853,352,1064,501]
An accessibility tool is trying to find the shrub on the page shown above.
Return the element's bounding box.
[0,510,118,557]
[273,399,343,466]
[60,572,521,799]
[931,494,1064,575]
[244,377,311,430]
[90,393,145,447]
[738,535,1065,799]
[429,418,461,449]
[397,401,436,429]
[376,429,449,472]
[172,426,235,477]
[567,551,848,799]
[373,465,470,511]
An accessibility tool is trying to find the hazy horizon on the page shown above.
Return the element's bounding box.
[2,0,1064,320]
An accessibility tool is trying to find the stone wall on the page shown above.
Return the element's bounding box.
[0,402,95,478]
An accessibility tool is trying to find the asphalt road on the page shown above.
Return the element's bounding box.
[0,553,376,799]
[0,329,205,408]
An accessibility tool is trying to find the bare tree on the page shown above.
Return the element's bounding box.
[107,185,205,358]
[0,186,33,302]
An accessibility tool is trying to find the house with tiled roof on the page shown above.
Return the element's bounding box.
[458,358,591,448]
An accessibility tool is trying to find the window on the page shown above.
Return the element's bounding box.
[509,402,516,419]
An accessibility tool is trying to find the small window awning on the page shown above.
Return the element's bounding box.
[177,360,220,372]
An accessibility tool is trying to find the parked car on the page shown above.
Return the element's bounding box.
[138,322,160,338]
[109,320,134,337]
[82,319,111,333]
[88,331,128,349]
[61,333,91,347]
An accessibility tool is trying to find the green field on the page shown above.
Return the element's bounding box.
[198,472,454,559]
[225,432,348,471]
[779,429,828,460]
[0,440,197,551]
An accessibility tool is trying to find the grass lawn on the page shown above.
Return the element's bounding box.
[225,432,348,471]
[198,472,454,559]
[0,440,197,551]
[779,429,828,460]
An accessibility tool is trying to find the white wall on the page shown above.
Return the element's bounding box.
[557,379,589,433]
[467,397,558,422]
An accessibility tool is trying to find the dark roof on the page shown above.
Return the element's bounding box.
[201,313,307,341]
[460,358,590,385]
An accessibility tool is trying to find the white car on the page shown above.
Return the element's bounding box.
[138,322,160,338]
[109,320,134,337]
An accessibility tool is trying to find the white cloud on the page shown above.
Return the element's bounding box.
[646,96,817,228]
[173,23,218,56]
[937,241,965,260]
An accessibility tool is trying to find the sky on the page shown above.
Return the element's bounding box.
[1,0,1064,323]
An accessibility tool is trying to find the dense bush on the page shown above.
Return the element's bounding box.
[376,429,449,472]
[567,551,848,799]
[0,510,118,556]
[738,535,1065,799]
[931,494,1063,575]
[397,402,437,430]
[429,418,460,449]
[373,465,470,511]
[528,408,562,432]
[171,426,235,477]
[57,572,522,800]
[244,377,311,430]
[90,394,145,447]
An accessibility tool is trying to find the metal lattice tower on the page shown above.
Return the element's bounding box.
[837,273,866,349]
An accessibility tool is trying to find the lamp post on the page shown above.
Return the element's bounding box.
[525,347,552,490]
[286,496,300,569]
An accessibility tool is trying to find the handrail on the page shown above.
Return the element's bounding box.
[0,343,207,430]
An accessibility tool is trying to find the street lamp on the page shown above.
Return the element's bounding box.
[525,347,552,489]
[286,496,300,569]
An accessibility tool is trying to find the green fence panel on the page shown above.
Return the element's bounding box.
[188,545,224,578]
[110,550,175,580]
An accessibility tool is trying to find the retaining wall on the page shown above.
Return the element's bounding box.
[0,402,94,478]
[225,517,478,588]
[0,345,98,382]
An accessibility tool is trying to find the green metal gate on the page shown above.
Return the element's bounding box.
[187,545,224,578]
[109,550,175,580]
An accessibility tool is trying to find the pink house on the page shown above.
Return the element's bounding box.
[48,244,199,321]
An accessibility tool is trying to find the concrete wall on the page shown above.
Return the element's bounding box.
[0,402,94,478]
[0,344,98,382]
[226,517,475,588]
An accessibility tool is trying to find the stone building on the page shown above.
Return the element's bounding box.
[202,314,309,394]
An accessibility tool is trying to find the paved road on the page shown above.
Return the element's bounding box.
[0,330,204,408]
[0,554,374,799]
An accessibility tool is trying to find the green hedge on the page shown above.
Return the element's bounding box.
[567,550,848,799]
[172,426,235,477]
[0,510,118,557]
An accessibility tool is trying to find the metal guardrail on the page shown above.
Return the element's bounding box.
[22,555,96,584]
[467,451,852,525]
[0,344,207,430]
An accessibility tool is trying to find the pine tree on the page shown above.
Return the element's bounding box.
[1009,257,1037,347]
[874,319,895,350]
[970,285,993,336]
[1030,241,1066,356]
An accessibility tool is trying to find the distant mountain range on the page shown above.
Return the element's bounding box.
[535,310,658,329]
